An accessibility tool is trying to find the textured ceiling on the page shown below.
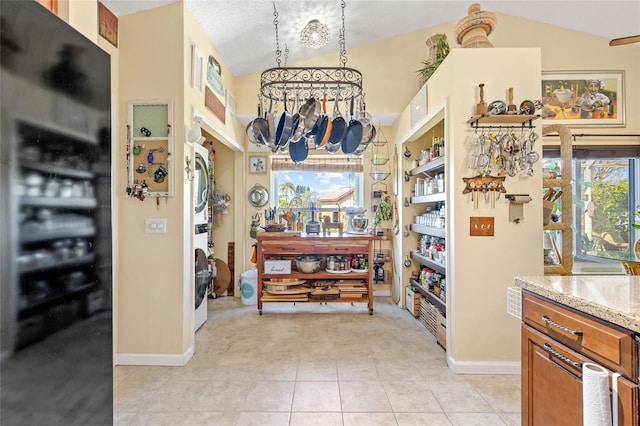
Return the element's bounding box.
[101,0,640,77]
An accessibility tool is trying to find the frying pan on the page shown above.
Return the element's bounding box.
[314,94,332,148]
[246,120,259,145]
[252,103,269,145]
[351,125,376,156]
[289,137,309,163]
[246,103,262,145]
[298,97,321,135]
[266,96,278,148]
[275,94,294,147]
[325,140,341,154]
[358,99,372,137]
[328,97,347,145]
[290,96,305,143]
[342,96,363,154]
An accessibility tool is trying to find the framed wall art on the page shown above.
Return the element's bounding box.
[207,55,224,96]
[249,156,267,174]
[541,70,625,127]
[98,2,118,47]
[191,44,203,94]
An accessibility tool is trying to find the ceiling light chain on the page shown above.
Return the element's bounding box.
[272,2,281,67]
[339,0,347,67]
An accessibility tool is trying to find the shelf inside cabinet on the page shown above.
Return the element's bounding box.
[19,253,96,274]
[21,196,97,209]
[410,156,445,176]
[20,160,95,179]
[411,224,445,238]
[411,192,445,204]
[411,251,446,275]
[18,282,99,320]
[21,226,96,243]
[411,280,446,312]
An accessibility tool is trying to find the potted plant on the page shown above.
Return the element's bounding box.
[416,33,451,87]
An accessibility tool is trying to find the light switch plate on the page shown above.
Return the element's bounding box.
[145,218,167,234]
[470,217,494,236]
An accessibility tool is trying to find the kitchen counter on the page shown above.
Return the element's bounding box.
[515,275,640,333]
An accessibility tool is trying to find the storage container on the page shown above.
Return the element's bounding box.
[264,260,291,274]
[239,269,258,305]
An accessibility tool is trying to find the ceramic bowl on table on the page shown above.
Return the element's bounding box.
[295,256,323,273]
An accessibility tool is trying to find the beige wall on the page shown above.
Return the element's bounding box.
[117,3,189,357]
[183,5,246,295]
[392,48,544,372]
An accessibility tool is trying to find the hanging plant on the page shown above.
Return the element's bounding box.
[373,195,393,227]
[416,33,451,87]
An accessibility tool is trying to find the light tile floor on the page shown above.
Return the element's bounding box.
[114,297,521,425]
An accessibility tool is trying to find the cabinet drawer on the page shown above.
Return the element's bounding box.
[260,241,369,255]
[522,292,637,380]
[523,325,638,426]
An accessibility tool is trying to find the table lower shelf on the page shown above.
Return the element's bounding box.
[258,293,373,315]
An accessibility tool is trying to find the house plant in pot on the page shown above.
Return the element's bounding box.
[416,33,450,87]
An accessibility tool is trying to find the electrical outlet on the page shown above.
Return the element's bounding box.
[470,217,494,236]
[145,218,167,234]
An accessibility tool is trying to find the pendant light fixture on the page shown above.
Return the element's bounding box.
[300,19,330,49]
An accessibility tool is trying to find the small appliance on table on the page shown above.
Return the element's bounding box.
[345,206,368,234]
[305,202,321,235]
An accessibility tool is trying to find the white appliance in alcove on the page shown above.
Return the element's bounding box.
[193,142,210,331]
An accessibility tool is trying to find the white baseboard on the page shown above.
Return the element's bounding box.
[447,355,521,375]
[116,346,194,366]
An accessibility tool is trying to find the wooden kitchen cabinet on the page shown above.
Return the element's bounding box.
[256,233,374,315]
[521,291,639,425]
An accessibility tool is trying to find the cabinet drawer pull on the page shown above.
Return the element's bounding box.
[542,315,583,336]
[278,247,297,252]
[543,343,582,369]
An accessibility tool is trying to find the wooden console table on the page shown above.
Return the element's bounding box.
[256,233,374,315]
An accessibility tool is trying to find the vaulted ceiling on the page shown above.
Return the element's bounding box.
[102,1,640,77]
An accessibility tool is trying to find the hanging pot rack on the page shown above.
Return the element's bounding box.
[260,66,363,103]
[259,0,364,106]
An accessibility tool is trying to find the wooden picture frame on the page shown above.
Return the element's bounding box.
[541,70,625,127]
[191,44,203,94]
[249,156,267,174]
[98,2,118,47]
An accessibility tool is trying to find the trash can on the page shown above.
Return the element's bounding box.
[239,269,257,305]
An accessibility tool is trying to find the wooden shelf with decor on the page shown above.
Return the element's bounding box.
[541,124,573,275]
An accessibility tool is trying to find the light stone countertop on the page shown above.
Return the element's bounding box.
[515,275,640,333]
